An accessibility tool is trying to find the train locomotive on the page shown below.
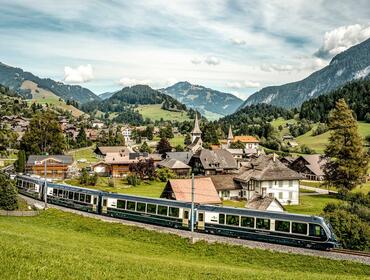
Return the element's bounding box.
[16,175,339,250]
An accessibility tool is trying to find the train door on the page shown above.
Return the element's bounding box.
[182,209,189,227]
[102,197,108,214]
[92,195,98,213]
[197,211,205,230]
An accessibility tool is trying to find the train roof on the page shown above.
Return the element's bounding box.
[102,192,192,208]
[16,175,44,184]
[198,204,324,224]
[48,182,102,195]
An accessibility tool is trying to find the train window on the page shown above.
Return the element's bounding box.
[74,193,79,201]
[292,222,308,235]
[137,202,146,212]
[117,200,126,209]
[157,205,168,216]
[127,201,136,211]
[68,192,74,200]
[93,197,98,205]
[58,189,63,197]
[53,189,58,196]
[147,204,157,214]
[63,191,68,199]
[226,215,239,226]
[183,210,189,219]
[79,194,85,202]
[256,218,270,230]
[169,207,179,218]
[310,224,326,237]
[241,216,254,228]
[198,213,204,222]
[219,214,225,224]
[103,199,107,207]
[85,194,92,203]
[275,220,290,232]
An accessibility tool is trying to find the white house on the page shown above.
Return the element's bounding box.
[121,126,132,143]
[92,120,104,129]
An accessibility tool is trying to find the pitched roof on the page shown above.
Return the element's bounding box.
[158,158,190,169]
[233,136,259,143]
[209,174,242,191]
[163,178,221,204]
[187,136,202,150]
[246,195,284,211]
[296,154,326,176]
[196,149,237,170]
[166,152,193,164]
[227,126,233,140]
[235,154,301,182]
[191,114,202,134]
[95,146,131,155]
[27,155,74,166]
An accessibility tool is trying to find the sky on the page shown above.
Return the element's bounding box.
[0,0,370,100]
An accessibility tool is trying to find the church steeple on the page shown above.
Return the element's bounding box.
[191,112,202,143]
[227,125,233,147]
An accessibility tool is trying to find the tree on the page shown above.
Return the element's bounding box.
[157,138,172,154]
[145,126,154,140]
[139,141,152,153]
[20,110,66,156]
[0,172,18,210]
[365,113,370,123]
[129,159,156,180]
[229,140,245,149]
[76,128,89,148]
[323,99,369,192]
[156,167,176,182]
[184,133,192,146]
[15,150,26,173]
[175,144,184,152]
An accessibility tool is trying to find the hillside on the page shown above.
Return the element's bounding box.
[241,37,370,109]
[160,81,243,119]
[21,80,86,117]
[137,104,190,122]
[0,209,367,280]
[0,62,100,104]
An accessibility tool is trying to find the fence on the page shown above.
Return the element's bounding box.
[0,210,39,216]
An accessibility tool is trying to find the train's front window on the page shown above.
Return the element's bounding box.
[325,219,338,241]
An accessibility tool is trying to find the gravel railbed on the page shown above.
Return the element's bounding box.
[19,195,370,265]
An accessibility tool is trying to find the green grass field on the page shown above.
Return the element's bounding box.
[66,145,98,168]
[0,209,368,280]
[285,195,340,215]
[137,104,190,122]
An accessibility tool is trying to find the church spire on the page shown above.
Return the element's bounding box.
[227,125,233,141]
[191,112,202,135]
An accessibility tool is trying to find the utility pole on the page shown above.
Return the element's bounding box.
[191,173,195,232]
[44,152,48,209]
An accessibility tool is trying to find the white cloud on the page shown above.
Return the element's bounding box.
[260,63,294,72]
[227,80,260,89]
[315,24,370,59]
[118,77,151,87]
[190,56,202,65]
[204,55,220,65]
[231,37,246,45]
[64,64,94,83]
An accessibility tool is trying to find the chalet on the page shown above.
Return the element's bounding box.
[234,154,301,205]
[157,158,191,177]
[165,151,193,165]
[161,178,221,204]
[245,195,285,212]
[91,161,111,176]
[84,128,100,141]
[26,155,75,179]
[290,154,326,181]
[94,146,131,158]
[189,149,238,175]
[210,174,242,200]
[280,156,295,167]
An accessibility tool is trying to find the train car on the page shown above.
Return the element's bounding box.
[101,192,192,229]
[196,205,338,249]
[16,175,44,200]
[46,182,101,214]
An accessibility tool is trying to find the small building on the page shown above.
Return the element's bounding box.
[92,120,104,129]
[210,174,242,200]
[26,155,74,179]
[245,195,285,212]
[121,126,132,143]
[280,156,295,167]
[189,149,238,175]
[85,128,100,141]
[94,146,131,158]
[161,178,221,204]
[165,151,193,165]
[287,140,299,147]
[290,154,326,181]
[91,161,111,176]
[157,158,191,177]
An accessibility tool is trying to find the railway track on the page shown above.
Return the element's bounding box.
[330,248,370,258]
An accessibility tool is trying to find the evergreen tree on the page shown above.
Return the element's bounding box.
[323,99,369,192]
[139,141,152,153]
[175,144,184,152]
[184,133,192,146]
[0,172,18,210]
[20,110,66,156]
[157,138,172,154]
[16,150,26,173]
[145,126,154,140]
[76,128,88,148]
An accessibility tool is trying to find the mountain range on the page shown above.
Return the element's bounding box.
[159,81,243,119]
[0,62,100,104]
[241,37,370,109]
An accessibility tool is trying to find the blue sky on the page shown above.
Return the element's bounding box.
[0,0,370,99]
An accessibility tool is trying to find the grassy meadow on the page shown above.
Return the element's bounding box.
[137,104,191,122]
[0,209,368,280]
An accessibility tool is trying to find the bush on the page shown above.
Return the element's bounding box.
[300,144,315,154]
[0,173,18,210]
[108,179,114,188]
[79,169,98,186]
[156,168,176,182]
[127,173,141,186]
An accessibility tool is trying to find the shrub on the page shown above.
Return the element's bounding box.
[127,173,141,186]
[156,168,176,182]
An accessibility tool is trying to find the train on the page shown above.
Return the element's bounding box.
[15,174,339,250]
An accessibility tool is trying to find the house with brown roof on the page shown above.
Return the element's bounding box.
[161,178,221,204]
[189,149,238,175]
[94,146,131,158]
[209,174,242,200]
[245,195,285,212]
[234,154,301,205]
[157,158,191,177]
[26,155,75,179]
[289,154,326,181]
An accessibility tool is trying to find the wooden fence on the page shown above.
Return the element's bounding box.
[0,210,39,216]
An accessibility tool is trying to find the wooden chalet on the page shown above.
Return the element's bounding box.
[26,155,74,179]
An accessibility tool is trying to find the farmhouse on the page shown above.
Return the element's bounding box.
[26,155,75,179]
[157,158,191,177]
[210,174,242,200]
[161,177,221,204]
[290,154,326,181]
[94,146,131,158]
[165,151,193,165]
